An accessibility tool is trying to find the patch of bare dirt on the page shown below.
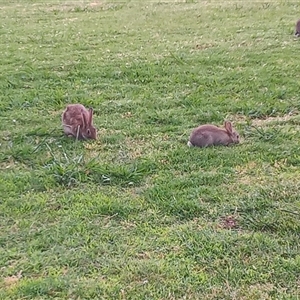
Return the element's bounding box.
[220,215,239,230]
[195,43,216,50]
[3,271,22,288]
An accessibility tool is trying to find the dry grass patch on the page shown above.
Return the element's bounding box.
[229,112,299,127]
[25,0,107,13]
[203,283,280,300]
[251,113,297,126]
[235,161,262,186]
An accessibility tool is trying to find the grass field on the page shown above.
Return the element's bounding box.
[1,0,300,299]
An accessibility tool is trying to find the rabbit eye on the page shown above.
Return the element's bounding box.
[87,129,91,135]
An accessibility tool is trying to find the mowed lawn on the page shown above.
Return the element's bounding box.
[1,0,300,299]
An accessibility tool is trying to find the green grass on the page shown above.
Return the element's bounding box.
[1,0,300,298]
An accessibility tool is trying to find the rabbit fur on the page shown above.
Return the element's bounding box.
[187,121,240,148]
[62,104,97,140]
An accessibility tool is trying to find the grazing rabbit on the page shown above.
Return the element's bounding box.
[187,121,240,148]
[295,19,300,37]
[62,104,97,140]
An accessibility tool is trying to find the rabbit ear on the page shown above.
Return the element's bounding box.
[82,112,88,128]
[88,108,93,125]
[224,121,233,134]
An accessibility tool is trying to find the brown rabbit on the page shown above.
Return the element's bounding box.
[295,20,300,37]
[187,121,240,148]
[62,104,97,140]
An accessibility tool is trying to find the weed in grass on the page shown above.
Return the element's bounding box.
[41,142,157,188]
